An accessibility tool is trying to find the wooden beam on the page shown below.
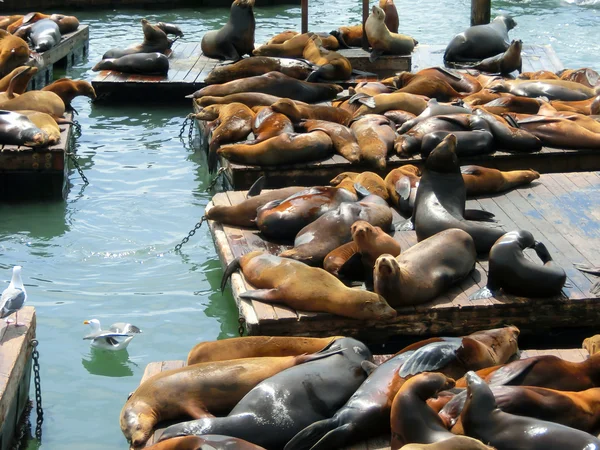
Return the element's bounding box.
[362,0,369,50]
[301,0,308,34]
[471,0,491,26]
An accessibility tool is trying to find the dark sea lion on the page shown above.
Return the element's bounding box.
[472,108,542,152]
[159,338,374,449]
[279,197,393,267]
[385,110,417,127]
[420,130,495,158]
[92,52,169,76]
[398,437,494,450]
[102,19,172,59]
[204,57,312,84]
[470,230,566,300]
[41,78,96,108]
[205,185,306,227]
[461,166,539,196]
[351,114,395,170]
[461,371,600,450]
[352,92,428,118]
[0,66,37,94]
[398,98,472,134]
[256,186,358,240]
[0,15,22,31]
[28,19,61,52]
[559,67,600,88]
[195,93,292,108]
[481,95,542,114]
[145,435,266,450]
[444,15,517,63]
[0,110,48,147]
[201,0,255,60]
[297,119,360,163]
[156,22,184,38]
[412,135,505,254]
[374,228,476,307]
[253,33,312,58]
[187,335,343,365]
[0,30,29,77]
[490,78,600,101]
[121,353,332,448]
[302,34,352,81]
[584,335,600,356]
[217,130,333,166]
[250,106,294,143]
[189,71,343,103]
[470,39,522,75]
[365,6,417,61]
[271,98,352,125]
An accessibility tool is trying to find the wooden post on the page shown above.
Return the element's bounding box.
[301,0,308,34]
[362,0,369,50]
[471,0,491,26]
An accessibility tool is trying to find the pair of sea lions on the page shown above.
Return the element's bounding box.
[0,110,49,147]
[7,12,79,35]
[15,18,61,52]
[331,0,399,48]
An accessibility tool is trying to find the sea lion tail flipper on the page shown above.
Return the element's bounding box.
[7,66,32,99]
[573,264,600,276]
[284,418,340,450]
[353,182,371,198]
[361,360,378,375]
[311,423,356,450]
[591,281,600,296]
[239,289,278,302]
[468,286,494,301]
[246,175,266,198]
[399,339,464,378]
[348,92,372,105]
[306,68,323,83]
[296,347,344,365]
[369,50,383,63]
[351,68,378,77]
[464,209,496,222]
[221,257,242,292]
[394,218,414,232]
[395,176,411,201]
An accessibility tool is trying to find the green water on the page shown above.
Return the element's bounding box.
[0,1,598,449]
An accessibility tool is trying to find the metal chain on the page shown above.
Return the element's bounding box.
[72,119,82,139]
[174,216,206,252]
[188,117,194,148]
[31,339,43,441]
[66,152,89,185]
[206,167,226,192]
[179,116,190,141]
[238,317,246,337]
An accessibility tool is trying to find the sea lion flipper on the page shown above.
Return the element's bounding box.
[574,264,600,275]
[246,175,266,198]
[464,209,496,222]
[487,358,540,386]
[361,360,379,375]
[221,257,241,292]
[459,165,481,175]
[354,182,371,198]
[284,417,339,450]
[348,92,371,105]
[399,339,463,377]
[395,176,411,201]
[369,49,383,63]
[239,289,278,301]
[469,286,494,300]
[395,219,414,231]
[311,423,355,450]
[591,281,600,296]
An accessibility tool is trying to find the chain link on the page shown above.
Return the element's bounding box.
[66,152,89,185]
[206,167,226,192]
[31,339,43,441]
[179,116,190,141]
[238,317,246,337]
[178,115,197,149]
[174,216,206,252]
[71,119,82,139]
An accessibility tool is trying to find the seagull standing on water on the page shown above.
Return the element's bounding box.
[1,266,27,331]
[83,319,142,351]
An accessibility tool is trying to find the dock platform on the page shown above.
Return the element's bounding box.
[138,347,590,449]
[207,172,600,341]
[0,113,74,200]
[0,306,36,450]
[27,25,90,91]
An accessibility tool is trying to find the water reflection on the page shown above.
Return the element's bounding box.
[81,348,139,377]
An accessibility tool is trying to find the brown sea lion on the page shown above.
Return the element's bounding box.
[330,25,364,48]
[399,437,495,450]
[415,67,482,94]
[201,0,255,60]
[102,19,172,59]
[0,66,37,94]
[0,30,30,77]
[302,34,352,81]
[461,166,540,196]
[584,335,600,356]
[351,81,394,96]
[323,241,360,277]
[204,56,312,84]
[551,95,600,115]
[145,435,266,450]
[297,119,360,163]
[266,30,298,45]
[393,73,465,102]
[218,130,333,166]
[253,33,312,58]
[398,98,473,134]
[272,98,351,125]
[527,104,600,132]
[0,110,48,147]
[385,110,418,127]
[509,113,600,148]
[0,15,22,31]
[351,92,428,118]
[330,171,389,199]
[481,96,542,114]
[0,85,65,119]
[470,39,522,75]
[16,110,60,145]
[205,185,306,227]
[187,335,343,365]
[350,114,395,170]
[121,352,338,449]
[188,71,343,103]
[41,78,96,108]
[380,0,399,33]
[221,251,397,319]
[385,165,422,215]
[518,70,560,81]
[365,6,416,61]
[463,89,504,106]
[250,106,293,143]
[7,12,48,34]
[195,93,295,108]
[559,67,600,88]
[374,228,476,307]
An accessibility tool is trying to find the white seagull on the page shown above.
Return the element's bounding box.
[1,266,27,330]
[83,319,142,351]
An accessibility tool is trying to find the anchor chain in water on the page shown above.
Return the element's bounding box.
[206,167,226,192]
[31,339,43,441]
[71,119,82,139]
[238,317,246,337]
[174,216,206,252]
[66,152,89,185]
[179,115,195,149]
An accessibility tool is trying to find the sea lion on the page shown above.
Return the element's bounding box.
[187,335,343,365]
[350,114,396,170]
[156,22,184,38]
[204,57,312,84]
[481,96,542,115]
[385,110,418,127]
[41,78,96,108]
[463,89,503,106]
[92,52,169,76]
[205,185,306,227]
[374,228,476,307]
[398,98,473,134]
[201,0,255,60]
[470,39,522,75]
[536,102,600,132]
[0,84,65,119]
[385,165,422,215]
[102,19,172,59]
[255,186,358,240]
[352,81,395,96]
[559,67,600,88]
[461,371,600,450]
[584,335,600,356]
[271,98,352,125]
[297,119,360,163]
[0,66,37,94]
[0,16,22,31]
[351,92,428,118]
[392,73,465,102]
[121,351,340,449]
[398,437,495,450]
[188,71,343,103]
[472,108,542,152]
[380,0,399,33]
[279,196,393,267]
[470,230,566,299]
[330,25,364,48]
[518,70,560,81]
[551,95,600,115]
[509,113,600,148]
[0,110,48,147]
[302,34,352,81]
[250,106,294,143]
[444,15,517,63]
[490,78,600,101]
[329,171,389,200]
[16,110,61,145]
[159,338,374,449]
[253,33,312,58]
[28,19,61,52]
[461,166,540,196]
[411,135,506,254]
[266,30,298,45]
[0,30,29,77]
[217,130,333,166]
[195,93,293,108]
[414,67,483,94]
[7,12,48,34]
[365,6,416,62]
[145,435,266,450]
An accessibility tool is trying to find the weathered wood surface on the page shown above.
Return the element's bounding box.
[0,306,36,450]
[206,172,600,340]
[139,347,590,450]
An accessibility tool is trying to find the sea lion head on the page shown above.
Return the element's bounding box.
[514,230,535,249]
[120,403,155,449]
[371,5,386,22]
[233,0,256,8]
[191,105,222,121]
[424,133,459,173]
[469,325,520,365]
[351,220,375,242]
[75,80,97,100]
[271,99,300,120]
[495,14,517,30]
[330,172,359,186]
[363,293,397,320]
[465,371,497,414]
[374,253,399,278]
[23,129,49,147]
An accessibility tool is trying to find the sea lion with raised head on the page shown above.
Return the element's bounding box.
[102,19,172,59]
[302,34,353,81]
[201,0,255,60]
[365,6,416,62]
[0,66,37,94]
[469,39,522,75]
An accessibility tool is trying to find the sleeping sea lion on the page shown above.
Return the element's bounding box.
[297,119,360,163]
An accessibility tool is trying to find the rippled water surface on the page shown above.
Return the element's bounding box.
[0,1,598,449]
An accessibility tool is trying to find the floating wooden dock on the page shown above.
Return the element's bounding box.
[207,172,600,341]
[0,113,74,200]
[138,347,589,449]
[0,306,36,450]
[27,25,90,91]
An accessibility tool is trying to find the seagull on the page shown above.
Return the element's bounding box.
[1,266,27,333]
[83,319,142,351]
